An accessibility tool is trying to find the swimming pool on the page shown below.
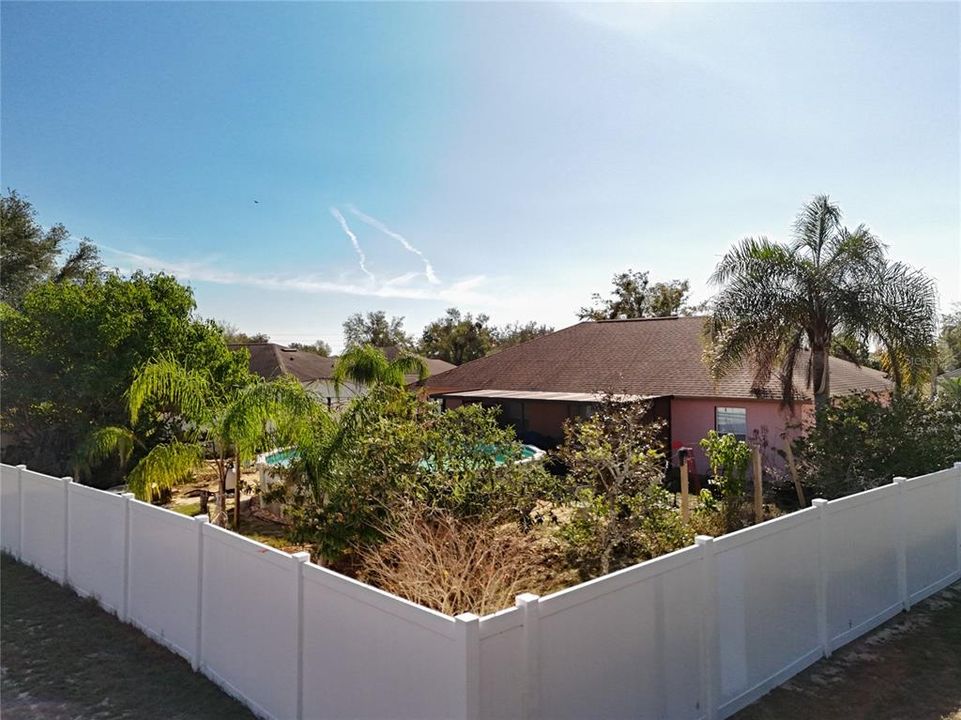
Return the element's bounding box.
[257,444,544,468]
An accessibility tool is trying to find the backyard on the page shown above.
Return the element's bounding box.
[3,550,959,720]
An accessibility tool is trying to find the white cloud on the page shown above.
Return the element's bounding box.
[96,244,497,305]
[347,205,441,284]
[330,207,375,283]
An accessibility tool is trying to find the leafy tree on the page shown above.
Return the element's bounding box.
[418,307,495,364]
[699,430,752,532]
[1,190,102,307]
[708,195,938,412]
[285,386,554,566]
[289,340,332,356]
[1,272,249,480]
[491,321,555,351]
[342,311,412,349]
[577,270,694,321]
[82,358,317,527]
[794,391,961,498]
[939,304,961,372]
[219,322,270,344]
[553,395,688,577]
[332,345,428,389]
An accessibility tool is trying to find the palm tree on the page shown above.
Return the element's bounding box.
[708,195,937,414]
[78,358,318,527]
[332,344,429,389]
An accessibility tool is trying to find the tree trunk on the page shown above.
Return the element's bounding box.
[811,343,831,415]
[233,452,242,531]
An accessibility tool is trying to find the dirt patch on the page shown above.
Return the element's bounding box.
[0,554,256,720]
[735,582,961,720]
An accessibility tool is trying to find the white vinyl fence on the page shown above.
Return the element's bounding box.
[2,461,960,720]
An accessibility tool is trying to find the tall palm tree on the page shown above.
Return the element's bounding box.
[78,358,318,527]
[332,344,429,390]
[708,195,937,413]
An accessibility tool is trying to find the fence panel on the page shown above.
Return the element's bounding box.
[301,562,460,720]
[535,546,704,720]
[201,525,299,720]
[127,501,202,660]
[1,464,20,553]
[904,468,961,602]
[19,470,66,581]
[478,607,525,719]
[713,510,821,717]
[824,484,901,650]
[66,483,126,612]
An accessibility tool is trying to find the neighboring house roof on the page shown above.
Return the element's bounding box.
[379,346,457,379]
[230,343,336,383]
[232,343,457,385]
[421,316,894,401]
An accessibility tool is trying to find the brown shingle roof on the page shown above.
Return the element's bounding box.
[232,343,458,385]
[231,343,337,383]
[421,316,893,401]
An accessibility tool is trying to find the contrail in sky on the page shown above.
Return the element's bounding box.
[330,207,375,283]
[348,205,440,284]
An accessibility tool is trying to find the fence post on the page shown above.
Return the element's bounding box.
[62,476,72,585]
[16,464,26,560]
[516,593,541,720]
[119,493,135,622]
[812,498,831,657]
[192,514,209,672]
[894,477,909,611]
[291,551,310,720]
[454,612,480,720]
[695,535,718,720]
[955,462,961,577]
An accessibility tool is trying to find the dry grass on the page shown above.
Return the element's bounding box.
[356,510,572,616]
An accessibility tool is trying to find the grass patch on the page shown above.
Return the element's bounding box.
[0,554,256,720]
[169,500,201,517]
[734,582,961,720]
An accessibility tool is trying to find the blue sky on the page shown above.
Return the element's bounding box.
[3,2,959,351]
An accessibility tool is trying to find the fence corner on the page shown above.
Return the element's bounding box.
[454,612,480,720]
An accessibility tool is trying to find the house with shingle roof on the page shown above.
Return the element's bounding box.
[233,342,455,408]
[420,316,893,471]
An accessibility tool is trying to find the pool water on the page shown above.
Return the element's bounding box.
[261,444,543,468]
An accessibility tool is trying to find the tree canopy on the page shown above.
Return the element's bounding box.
[1,190,102,307]
[418,308,496,364]
[1,272,250,480]
[342,311,412,349]
[708,195,938,411]
[577,270,697,321]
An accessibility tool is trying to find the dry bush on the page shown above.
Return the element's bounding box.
[356,509,563,616]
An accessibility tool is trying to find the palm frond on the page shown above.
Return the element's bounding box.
[74,426,139,478]
[126,441,204,501]
[128,357,211,426]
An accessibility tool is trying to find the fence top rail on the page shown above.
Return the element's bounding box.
[20,468,67,491]
[129,497,202,529]
[68,480,126,505]
[713,505,817,553]
[202,521,300,570]
[905,465,961,490]
[538,542,702,618]
[301,559,458,638]
[826,480,899,513]
[478,604,523,639]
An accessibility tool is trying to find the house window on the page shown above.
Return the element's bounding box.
[716,407,747,440]
[571,403,597,420]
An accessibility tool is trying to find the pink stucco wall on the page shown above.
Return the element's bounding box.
[670,397,807,475]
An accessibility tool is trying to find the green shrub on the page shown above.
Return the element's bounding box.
[795,391,961,498]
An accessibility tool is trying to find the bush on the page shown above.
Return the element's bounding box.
[795,391,961,498]
[699,430,752,532]
[355,509,563,616]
